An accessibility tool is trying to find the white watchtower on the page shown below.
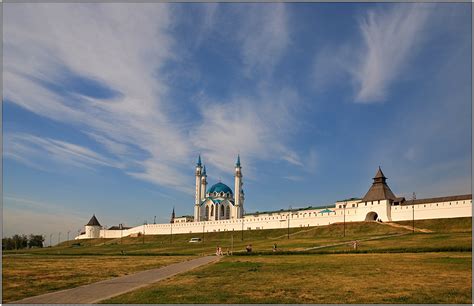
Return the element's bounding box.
[85,214,102,239]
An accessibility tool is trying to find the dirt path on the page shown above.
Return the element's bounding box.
[303,233,409,251]
[381,222,433,233]
[10,256,220,304]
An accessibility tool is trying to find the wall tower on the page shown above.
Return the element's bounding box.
[85,214,102,239]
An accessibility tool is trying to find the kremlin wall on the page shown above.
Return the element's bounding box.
[75,158,472,240]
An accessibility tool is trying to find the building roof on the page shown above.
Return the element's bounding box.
[361,167,397,202]
[337,197,362,202]
[401,194,472,206]
[176,215,194,219]
[318,208,335,214]
[244,204,336,216]
[208,182,233,195]
[108,225,131,230]
[86,215,101,227]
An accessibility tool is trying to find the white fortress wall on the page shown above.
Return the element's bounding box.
[75,197,472,240]
[390,198,472,222]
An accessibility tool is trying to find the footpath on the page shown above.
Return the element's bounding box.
[11,256,219,304]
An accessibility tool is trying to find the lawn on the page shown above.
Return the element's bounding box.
[2,255,193,303]
[103,252,472,304]
[3,217,471,304]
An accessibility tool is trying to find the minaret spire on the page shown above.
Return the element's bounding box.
[234,154,243,219]
[194,155,203,221]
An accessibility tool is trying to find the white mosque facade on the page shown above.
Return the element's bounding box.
[75,156,472,240]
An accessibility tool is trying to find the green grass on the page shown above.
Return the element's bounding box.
[4,221,410,257]
[103,252,472,304]
[396,217,472,233]
[4,217,471,304]
[2,255,194,303]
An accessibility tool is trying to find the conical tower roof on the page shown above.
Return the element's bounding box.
[86,214,101,226]
[374,166,386,180]
[361,167,397,202]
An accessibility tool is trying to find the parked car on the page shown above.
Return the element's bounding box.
[189,237,202,243]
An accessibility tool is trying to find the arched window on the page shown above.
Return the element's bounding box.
[211,205,214,217]
[226,206,230,218]
[221,205,225,217]
[206,206,209,219]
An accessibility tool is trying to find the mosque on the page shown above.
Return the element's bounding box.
[75,156,472,240]
[193,155,244,222]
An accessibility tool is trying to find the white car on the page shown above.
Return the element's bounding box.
[189,237,202,243]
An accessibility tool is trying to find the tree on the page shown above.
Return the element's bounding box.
[2,237,15,250]
[28,234,44,248]
[11,234,28,249]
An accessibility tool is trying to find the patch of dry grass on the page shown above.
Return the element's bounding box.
[103,252,472,304]
[2,255,193,303]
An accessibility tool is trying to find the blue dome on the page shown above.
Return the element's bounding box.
[208,182,233,195]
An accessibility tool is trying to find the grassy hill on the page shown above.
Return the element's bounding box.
[4,217,471,256]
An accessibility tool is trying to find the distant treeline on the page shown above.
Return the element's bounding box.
[2,234,45,250]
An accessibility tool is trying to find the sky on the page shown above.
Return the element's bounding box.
[3,3,471,240]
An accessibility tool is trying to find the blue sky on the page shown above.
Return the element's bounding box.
[3,3,471,239]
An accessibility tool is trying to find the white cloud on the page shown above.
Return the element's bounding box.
[237,3,289,77]
[312,4,432,103]
[4,3,191,190]
[5,133,121,171]
[283,175,304,182]
[191,86,303,179]
[4,3,305,195]
[193,3,219,48]
[354,4,431,102]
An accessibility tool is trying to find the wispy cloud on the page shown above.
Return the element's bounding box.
[237,3,289,77]
[312,4,432,103]
[354,4,431,102]
[5,133,121,171]
[192,85,303,179]
[4,3,305,193]
[4,3,192,190]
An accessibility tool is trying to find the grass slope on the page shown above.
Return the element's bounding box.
[103,252,472,304]
[4,221,410,257]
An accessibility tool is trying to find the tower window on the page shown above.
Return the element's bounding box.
[211,206,214,216]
